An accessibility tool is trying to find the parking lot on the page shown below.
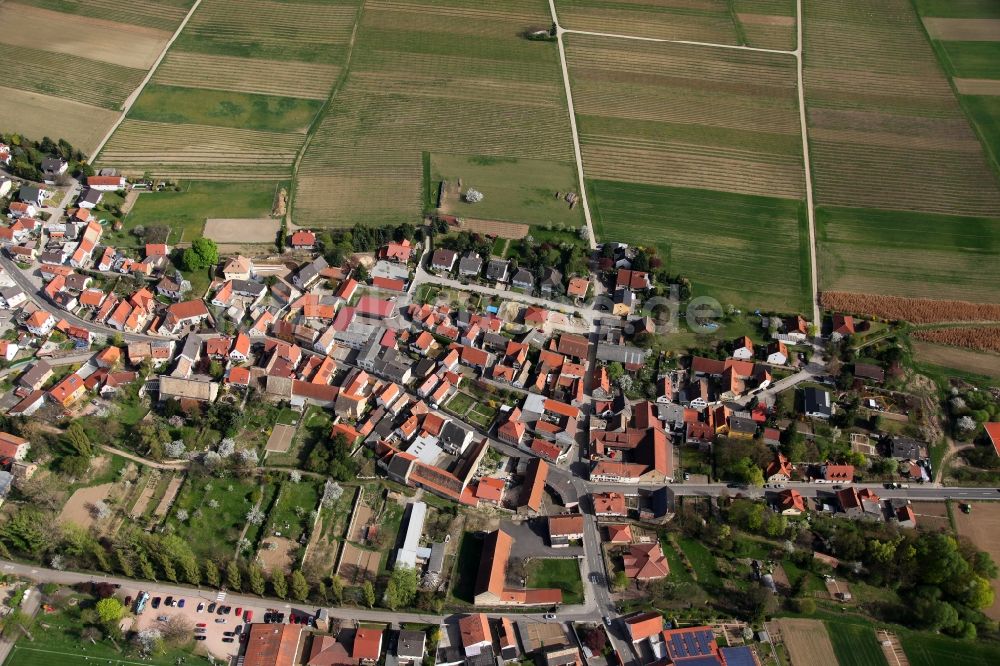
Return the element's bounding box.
[119,584,320,661]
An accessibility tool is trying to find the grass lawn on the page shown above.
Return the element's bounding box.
[3,598,212,666]
[937,41,1000,78]
[432,154,584,227]
[660,539,694,583]
[901,629,1000,666]
[444,392,474,416]
[114,180,280,248]
[165,475,265,559]
[825,621,886,666]
[466,403,497,429]
[816,205,1000,303]
[129,85,321,133]
[527,559,584,605]
[677,537,721,588]
[589,180,810,312]
[267,480,320,541]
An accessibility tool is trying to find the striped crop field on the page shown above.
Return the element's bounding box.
[733,0,796,51]
[293,0,576,227]
[589,181,811,312]
[564,33,808,310]
[172,0,359,63]
[98,120,302,180]
[804,0,1000,217]
[566,34,805,200]
[14,0,194,31]
[1,44,145,111]
[555,0,739,44]
[98,0,362,180]
[805,0,1000,302]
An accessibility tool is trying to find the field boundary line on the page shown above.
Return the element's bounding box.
[561,28,795,56]
[8,645,154,666]
[547,0,597,250]
[793,0,821,326]
[287,0,368,228]
[89,0,205,163]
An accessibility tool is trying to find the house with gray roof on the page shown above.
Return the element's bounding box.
[458,252,483,277]
[511,267,534,290]
[486,258,510,283]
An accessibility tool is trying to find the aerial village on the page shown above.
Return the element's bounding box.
[1,147,999,666]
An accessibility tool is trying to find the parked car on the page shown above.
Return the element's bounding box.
[177,599,185,608]
[215,618,226,624]
[124,596,132,607]
[235,608,242,617]
[543,614,557,620]
[156,615,168,622]
[207,602,217,613]
[197,602,205,612]
[195,636,206,641]
[151,597,161,609]
[196,623,207,628]
[222,637,235,643]
[235,625,244,635]
[165,596,174,607]
[243,610,253,623]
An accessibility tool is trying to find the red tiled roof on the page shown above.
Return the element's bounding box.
[372,276,405,292]
[352,628,382,661]
[605,523,633,543]
[625,612,663,641]
[290,230,315,246]
[243,623,303,666]
[475,477,505,502]
[356,296,394,318]
[458,614,491,649]
[548,514,583,537]
[985,423,1000,457]
[519,458,548,511]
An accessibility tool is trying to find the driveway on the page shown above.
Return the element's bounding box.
[505,518,582,559]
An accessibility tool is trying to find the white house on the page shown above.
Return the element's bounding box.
[732,337,754,360]
[25,310,55,336]
[766,341,788,365]
[0,341,18,361]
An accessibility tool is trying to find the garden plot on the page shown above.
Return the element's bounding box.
[264,424,298,453]
[337,542,380,585]
[57,483,114,532]
[775,618,838,666]
[164,476,266,559]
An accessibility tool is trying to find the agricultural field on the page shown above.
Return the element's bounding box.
[111,180,281,248]
[914,341,1000,379]
[825,621,886,666]
[952,502,1000,620]
[804,0,1000,301]
[0,2,184,155]
[432,154,583,228]
[564,33,809,311]
[901,629,1000,666]
[589,181,811,312]
[733,0,796,51]
[98,0,361,179]
[911,326,1000,353]
[293,0,575,227]
[555,0,739,45]
[775,618,838,666]
[816,207,1000,302]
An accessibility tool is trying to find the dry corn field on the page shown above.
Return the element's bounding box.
[911,327,1000,353]
[804,0,1000,217]
[565,34,805,200]
[820,292,1000,324]
[293,0,575,227]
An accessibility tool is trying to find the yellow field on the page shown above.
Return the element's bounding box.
[0,86,120,157]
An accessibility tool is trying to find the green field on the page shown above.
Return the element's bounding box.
[676,536,721,588]
[293,0,575,227]
[826,621,886,666]
[164,475,267,559]
[267,480,320,542]
[901,630,1000,666]
[556,0,739,44]
[816,205,1000,303]
[2,598,211,666]
[128,85,321,132]
[115,180,279,247]
[526,558,584,604]
[432,154,583,227]
[589,180,810,312]
[937,42,1000,78]
[912,0,1000,18]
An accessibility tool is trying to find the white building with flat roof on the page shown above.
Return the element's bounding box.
[394,501,429,570]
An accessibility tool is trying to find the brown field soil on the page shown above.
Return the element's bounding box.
[876,630,909,666]
[821,291,1000,324]
[737,13,794,26]
[913,341,1000,378]
[203,218,281,244]
[336,542,380,585]
[258,536,298,574]
[129,476,157,519]
[953,502,1000,620]
[954,78,1000,95]
[0,4,169,69]
[57,483,113,531]
[349,505,374,543]
[0,86,119,157]
[912,327,1000,353]
[265,424,296,453]
[776,618,838,666]
[154,475,184,518]
[457,218,529,240]
[923,18,1000,40]
[909,501,952,532]
[824,577,853,602]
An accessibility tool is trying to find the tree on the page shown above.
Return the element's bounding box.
[385,567,418,610]
[133,628,164,657]
[794,598,816,614]
[464,188,484,203]
[330,574,344,604]
[63,422,93,458]
[248,564,266,596]
[362,580,376,608]
[246,506,265,525]
[96,597,125,626]
[271,570,287,599]
[203,560,220,588]
[290,570,309,602]
[227,563,242,592]
[181,238,219,271]
[157,614,194,647]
